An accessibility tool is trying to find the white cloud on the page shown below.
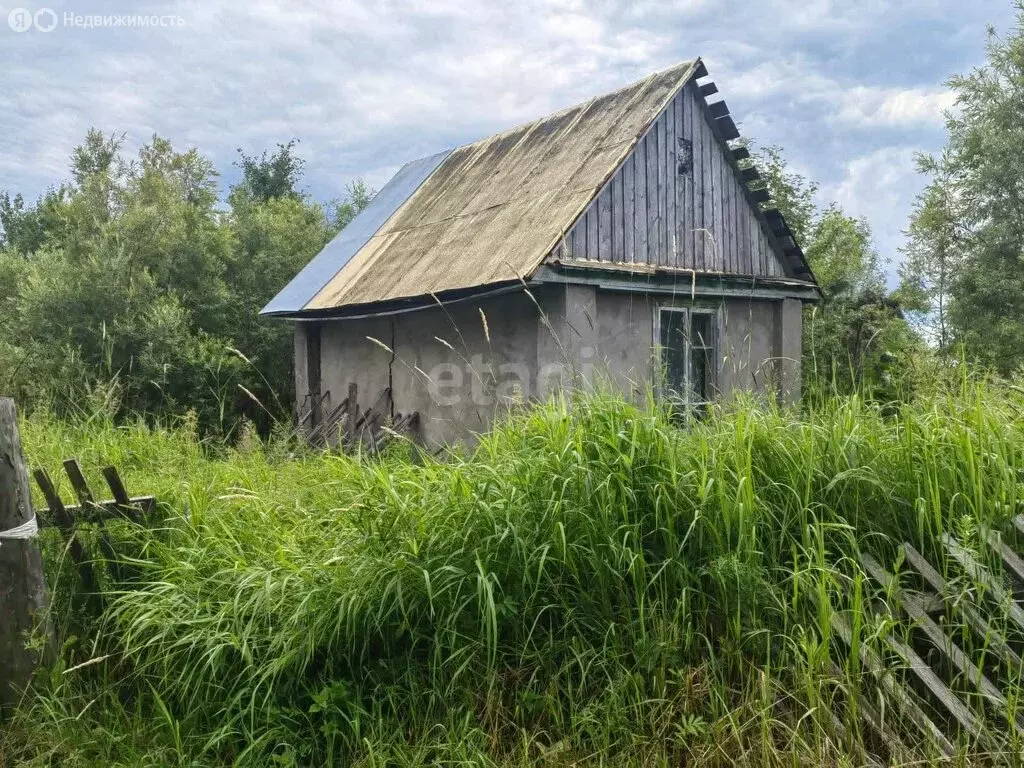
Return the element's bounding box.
[836,86,955,127]
[0,0,1015,267]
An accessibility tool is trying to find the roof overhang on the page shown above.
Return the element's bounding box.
[535,260,822,302]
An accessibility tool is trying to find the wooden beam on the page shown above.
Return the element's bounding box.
[731,147,750,161]
[831,612,954,756]
[693,60,708,79]
[33,469,102,615]
[741,167,760,183]
[942,533,1024,632]
[749,188,771,204]
[904,543,1024,674]
[715,115,740,140]
[699,82,718,98]
[708,100,730,119]
[985,529,1024,586]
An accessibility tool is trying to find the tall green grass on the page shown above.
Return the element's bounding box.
[4,382,1024,766]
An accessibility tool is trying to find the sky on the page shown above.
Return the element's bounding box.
[1,0,1019,279]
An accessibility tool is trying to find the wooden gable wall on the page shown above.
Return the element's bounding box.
[551,81,788,277]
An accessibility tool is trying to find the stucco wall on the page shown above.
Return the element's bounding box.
[312,290,544,447]
[296,287,802,446]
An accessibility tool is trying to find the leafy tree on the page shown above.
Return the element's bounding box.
[904,3,1024,375]
[898,168,962,355]
[0,130,372,433]
[754,146,920,398]
[232,139,306,203]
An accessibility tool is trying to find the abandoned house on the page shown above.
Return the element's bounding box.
[262,58,820,446]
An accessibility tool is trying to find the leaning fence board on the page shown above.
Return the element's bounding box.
[903,543,1024,675]
[942,533,1024,632]
[33,467,103,613]
[862,554,1019,735]
[986,530,1024,586]
[827,660,907,763]
[831,612,955,756]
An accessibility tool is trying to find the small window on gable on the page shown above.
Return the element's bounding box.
[677,137,693,176]
[657,307,718,409]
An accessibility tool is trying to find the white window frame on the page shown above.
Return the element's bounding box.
[653,304,721,408]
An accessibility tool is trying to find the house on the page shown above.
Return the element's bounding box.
[262,59,820,446]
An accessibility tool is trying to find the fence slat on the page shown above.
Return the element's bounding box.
[903,543,1023,675]
[831,612,955,757]
[863,554,1020,737]
[63,459,122,583]
[33,468,103,614]
[942,534,1024,633]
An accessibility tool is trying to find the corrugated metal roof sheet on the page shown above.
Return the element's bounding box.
[288,59,700,313]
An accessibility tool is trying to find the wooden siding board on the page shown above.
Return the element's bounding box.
[710,118,724,270]
[611,171,622,263]
[701,93,714,271]
[635,137,649,262]
[597,184,612,261]
[691,87,704,270]
[586,205,598,260]
[623,154,635,262]
[646,128,659,265]
[681,91,693,270]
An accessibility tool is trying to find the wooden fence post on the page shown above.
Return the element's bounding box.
[0,397,49,714]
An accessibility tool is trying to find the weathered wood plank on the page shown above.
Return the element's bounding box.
[942,533,1024,632]
[862,554,1019,735]
[831,612,955,756]
[904,543,1024,674]
[610,170,623,264]
[597,184,612,262]
[646,121,661,265]
[699,82,718,97]
[715,115,740,140]
[623,153,635,263]
[709,119,723,270]
[985,529,1024,586]
[635,135,649,263]
[0,399,49,711]
[708,100,729,119]
[656,111,668,266]
[827,660,908,763]
[689,86,705,270]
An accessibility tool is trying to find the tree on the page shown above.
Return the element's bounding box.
[898,165,962,356]
[754,146,919,398]
[0,129,372,433]
[231,139,306,203]
[906,3,1024,375]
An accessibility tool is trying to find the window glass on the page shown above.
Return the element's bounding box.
[658,309,688,397]
[658,308,717,406]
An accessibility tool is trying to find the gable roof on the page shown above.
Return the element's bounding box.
[263,59,813,317]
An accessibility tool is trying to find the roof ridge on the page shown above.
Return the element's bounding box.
[447,59,699,155]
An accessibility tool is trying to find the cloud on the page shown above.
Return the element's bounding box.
[836,86,955,128]
[0,0,1015,265]
[824,146,928,276]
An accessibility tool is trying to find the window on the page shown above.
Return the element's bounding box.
[656,307,718,408]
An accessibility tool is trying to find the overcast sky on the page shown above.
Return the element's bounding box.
[1,1,1018,277]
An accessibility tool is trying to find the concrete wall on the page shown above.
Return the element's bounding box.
[309,290,545,447]
[296,286,803,446]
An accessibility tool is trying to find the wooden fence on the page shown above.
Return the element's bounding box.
[32,460,155,615]
[832,520,1024,762]
[296,383,419,451]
